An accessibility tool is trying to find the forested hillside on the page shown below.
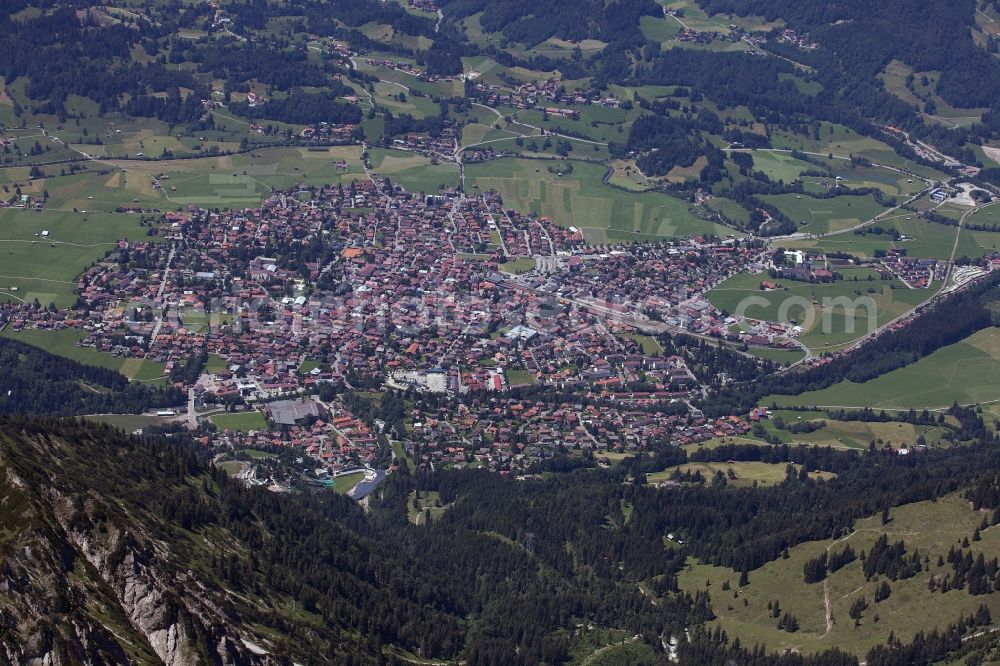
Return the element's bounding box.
[3,414,1000,663]
[0,337,183,416]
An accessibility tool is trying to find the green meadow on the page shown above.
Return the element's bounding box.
[0,208,155,307]
[367,148,461,193]
[748,410,953,450]
[0,327,166,381]
[783,217,1000,260]
[761,193,889,235]
[646,461,834,487]
[678,493,1000,657]
[97,145,368,209]
[707,271,932,353]
[762,327,1000,410]
[465,158,734,242]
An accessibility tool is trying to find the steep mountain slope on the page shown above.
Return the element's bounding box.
[0,418,280,663]
[0,417,464,664]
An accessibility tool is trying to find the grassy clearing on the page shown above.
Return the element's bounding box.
[205,353,229,375]
[677,493,1000,657]
[665,0,783,33]
[639,15,681,43]
[407,490,449,524]
[85,413,170,430]
[371,81,441,118]
[624,333,663,355]
[465,158,734,241]
[752,410,952,450]
[392,439,416,473]
[879,60,988,128]
[606,159,658,191]
[210,411,269,432]
[647,461,833,487]
[0,327,166,380]
[762,327,1000,410]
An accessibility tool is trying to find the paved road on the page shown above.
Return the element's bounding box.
[149,245,176,343]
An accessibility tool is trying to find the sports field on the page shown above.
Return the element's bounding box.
[761,193,889,235]
[746,346,807,365]
[678,493,1000,657]
[210,411,269,432]
[465,158,734,242]
[0,208,155,307]
[331,471,366,495]
[763,327,1000,410]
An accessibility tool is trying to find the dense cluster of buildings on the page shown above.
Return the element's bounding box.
[2,176,775,474]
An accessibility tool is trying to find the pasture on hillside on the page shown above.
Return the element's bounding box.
[762,327,1000,411]
[767,122,949,181]
[677,493,1000,657]
[782,216,1000,260]
[97,146,367,209]
[749,410,953,450]
[646,461,834,487]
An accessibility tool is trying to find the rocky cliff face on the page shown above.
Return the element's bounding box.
[0,425,283,665]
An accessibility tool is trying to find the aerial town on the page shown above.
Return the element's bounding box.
[0,172,774,479]
[3,157,981,489]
